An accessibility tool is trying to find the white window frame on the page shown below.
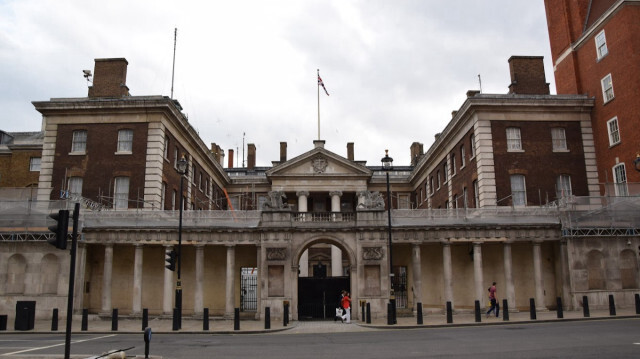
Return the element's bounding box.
[443,163,448,182]
[469,134,476,158]
[510,175,527,207]
[595,29,608,60]
[164,138,169,160]
[506,127,522,151]
[68,177,83,198]
[460,145,466,168]
[117,129,133,153]
[551,128,568,151]
[601,74,614,103]
[71,130,87,153]
[612,163,628,196]
[161,182,166,210]
[450,153,456,176]
[29,157,41,171]
[556,175,572,199]
[473,180,479,208]
[113,176,130,209]
[172,189,177,210]
[607,117,620,146]
[397,194,410,209]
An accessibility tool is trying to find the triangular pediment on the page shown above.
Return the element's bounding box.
[266,146,372,179]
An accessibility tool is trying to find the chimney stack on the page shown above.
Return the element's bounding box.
[247,143,256,169]
[347,142,354,161]
[507,56,550,95]
[410,142,424,166]
[280,142,287,162]
[228,149,234,168]
[88,58,130,98]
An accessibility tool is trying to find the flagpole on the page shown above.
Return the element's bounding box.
[317,69,320,140]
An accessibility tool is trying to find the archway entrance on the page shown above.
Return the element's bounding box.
[297,243,350,321]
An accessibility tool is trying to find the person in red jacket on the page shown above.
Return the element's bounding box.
[341,290,351,323]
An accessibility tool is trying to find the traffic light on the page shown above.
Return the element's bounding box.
[48,210,69,250]
[165,250,177,271]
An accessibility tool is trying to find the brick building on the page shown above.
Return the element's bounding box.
[0,130,43,195]
[544,0,640,193]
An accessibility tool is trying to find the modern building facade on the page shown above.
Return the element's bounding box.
[1,56,638,323]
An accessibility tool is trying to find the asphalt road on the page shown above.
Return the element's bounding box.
[1,319,639,358]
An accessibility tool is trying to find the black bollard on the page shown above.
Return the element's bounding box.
[366,303,371,324]
[264,307,271,329]
[142,308,148,331]
[81,308,88,331]
[283,302,289,327]
[172,308,179,331]
[51,309,58,331]
[417,302,423,325]
[529,298,537,320]
[144,327,152,359]
[446,301,453,323]
[111,308,118,331]
[361,301,365,322]
[556,297,563,319]
[635,294,640,315]
[474,300,481,322]
[203,308,209,331]
[387,303,393,325]
[502,299,509,321]
[608,294,616,316]
[234,308,240,331]
[582,296,590,317]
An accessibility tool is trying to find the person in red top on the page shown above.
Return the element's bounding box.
[486,282,498,318]
[341,290,351,323]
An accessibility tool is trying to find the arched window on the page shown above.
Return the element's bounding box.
[587,250,605,290]
[620,249,638,289]
[40,254,60,294]
[7,254,27,294]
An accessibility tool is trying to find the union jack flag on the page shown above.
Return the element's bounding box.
[318,75,329,96]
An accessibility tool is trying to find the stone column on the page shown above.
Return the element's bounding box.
[297,190,310,274]
[101,244,113,313]
[532,241,546,310]
[330,191,343,276]
[132,244,143,315]
[299,250,309,277]
[163,245,174,314]
[473,242,484,305]
[297,191,309,213]
[503,242,516,310]
[255,244,262,319]
[225,245,236,318]
[412,244,422,308]
[559,240,574,309]
[442,243,454,309]
[194,245,204,315]
[73,242,87,313]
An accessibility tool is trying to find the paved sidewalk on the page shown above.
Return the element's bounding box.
[0,308,637,335]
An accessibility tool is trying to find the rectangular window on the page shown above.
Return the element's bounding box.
[71,130,87,153]
[460,145,466,167]
[595,30,608,60]
[450,153,456,176]
[510,175,526,206]
[469,134,476,157]
[114,176,130,209]
[164,138,170,160]
[551,128,568,151]
[429,177,434,194]
[556,175,572,199]
[463,187,468,209]
[607,117,620,146]
[437,170,441,189]
[443,163,448,182]
[506,127,522,151]
[117,129,133,152]
[397,194,410,209]
[68,177,83,197]
[161,182,166,210]
[29,157,41,171]
[613,163,628,196]
[473,180,479,208]
[199,172,203,191]
[172,189,177,210]
[174,148,179,168]
[601,74,614,103]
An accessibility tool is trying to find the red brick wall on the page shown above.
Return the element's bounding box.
[0,150,41,187]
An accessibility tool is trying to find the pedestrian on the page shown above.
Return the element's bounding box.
[486,282,498,318]
[341,291,351,323]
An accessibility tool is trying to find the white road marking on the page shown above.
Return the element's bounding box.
[1,334,117,356]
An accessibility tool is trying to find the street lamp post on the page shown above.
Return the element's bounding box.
[381,150,396,325]
[176,155,188,329]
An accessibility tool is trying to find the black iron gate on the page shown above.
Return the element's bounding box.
[298,277,349,320]
[240,267,257,311]
[393,266,407,309]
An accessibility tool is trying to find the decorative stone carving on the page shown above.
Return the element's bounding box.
[311,155,328,174]
[357,191,385,210]
[262,191,289,210]
[266,247,287,260]
[363,247,384,260]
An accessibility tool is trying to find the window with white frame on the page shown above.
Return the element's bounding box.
[68,177,83,197]
[113,176,130,209]
[443,163,448,182]
[172,189,176,210]
[551,128,568,151]
[437,170,441,188]
[607,117,620,146]
[29,157,41,171]
[510,174,526,206]
[450,153,456,176]
[117,129,133,153]
[71,130,87,153]
[429,177,434,194]
[556,175,572,199]
[164,138,170,160]
[161,182,166,209]
[601,74,614,103]
[612,163,628,196]
[470,134,476,157]
[397,194,410,209]
[595,30,608,60]
[460,145,466,167]
[463,187,468,209]
[473,180,479,208]
[506,127,522,151]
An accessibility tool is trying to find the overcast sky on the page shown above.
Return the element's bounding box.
[0,0,554,167]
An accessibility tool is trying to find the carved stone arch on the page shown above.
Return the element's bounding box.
[294,234,356,269]
[7,254,27,294]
